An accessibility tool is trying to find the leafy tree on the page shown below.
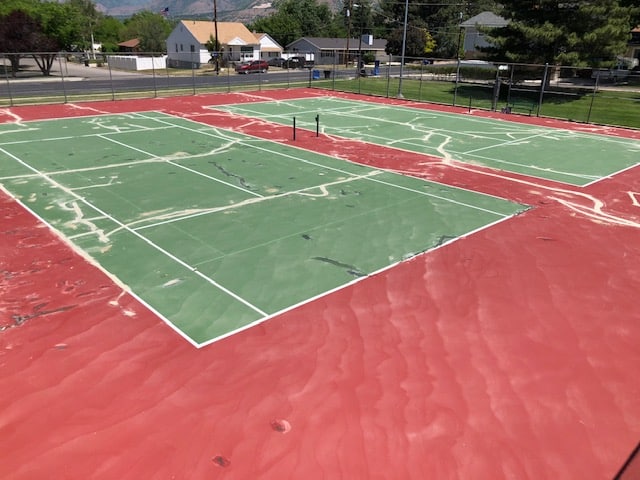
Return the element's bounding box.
[0,10,42,76]
[0,2,81,76]
[32,1,82,73]
[375,0,501,59]
[248,0,337,47]
[123,11,172,53]
[95,16,125,53]
[483,0,634,66]
[66,0,102,52]
[385,19,436,58]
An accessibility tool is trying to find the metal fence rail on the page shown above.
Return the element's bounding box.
[2,52,639,130]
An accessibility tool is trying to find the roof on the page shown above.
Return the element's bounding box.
[179,20,259,45]
[118,39,140,48]
[461,11,509,28]
[255,32,283,52]
[287,37,387,51]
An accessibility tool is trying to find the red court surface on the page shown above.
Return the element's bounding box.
[1,89,639,479]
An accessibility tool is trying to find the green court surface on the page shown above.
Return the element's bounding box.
[0,112,526,346]
[213,97,640,186]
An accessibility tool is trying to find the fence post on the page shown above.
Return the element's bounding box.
[191,51,196,95]
[507,64,514,105]
[3,56,13,107]
[151,54,158,98]
[536,63,548,117]
[57,54,68,103]
[386,55,391,98]
[586,73,599,124]
[107,55,115,101]
[332,55,337,91]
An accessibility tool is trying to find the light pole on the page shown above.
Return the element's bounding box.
[397,0,409,98]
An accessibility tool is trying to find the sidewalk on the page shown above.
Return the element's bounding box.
[2,56,144,82]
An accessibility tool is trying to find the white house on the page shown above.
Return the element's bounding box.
[166,21,268,68]
[460,12,509,57]
[255,33,284,63]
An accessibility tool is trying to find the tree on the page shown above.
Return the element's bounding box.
[385,19,436,58]
[0,10,42,76]
[95,16,125,53]
[66,0,102,53]
[483,0,634,66]
[0,3,80,77]
[248,0,337,48]
[375,0,501,59]
[123,11,172,53]
[34,1,84,73]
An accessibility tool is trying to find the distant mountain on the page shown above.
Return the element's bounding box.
[96,0,342,22]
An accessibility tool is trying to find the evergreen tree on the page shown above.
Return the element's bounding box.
[483,0,633,66]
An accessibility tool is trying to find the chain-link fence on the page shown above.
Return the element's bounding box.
[2,52,639,130]
[0,51,316,104]
[315,55,640,130]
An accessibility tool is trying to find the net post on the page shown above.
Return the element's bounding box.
[293,117,296,141]
[315,114,319,137]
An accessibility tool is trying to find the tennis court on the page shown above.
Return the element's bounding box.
[1,90,639,480]
[213,96,640,186]
[0,111,526,346]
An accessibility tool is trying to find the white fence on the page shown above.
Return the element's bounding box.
[107,55,167,71]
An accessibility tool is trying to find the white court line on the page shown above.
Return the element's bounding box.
[221,97,640,148]
[464,151,599,182]
[134,112,515,216]
[216,101,633,185]
[98,133,263,198]
[195,209,522,348]
[0,124,175,147]
[135,170,383,232]
[0,145,269,319]
[0,111,529,348]
[288,96,640,145]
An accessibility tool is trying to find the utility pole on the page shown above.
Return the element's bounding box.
[345,0,352,67]
[453,11,464,106]
[213,0,219,74]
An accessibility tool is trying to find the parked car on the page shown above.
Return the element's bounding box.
[284,56,314,69]
[235,60,269,74]
[267,57,287,67]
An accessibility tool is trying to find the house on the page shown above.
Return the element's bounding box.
[460,12,508,58]
[286,36,388,66]
[626,25,640,67]
[118,39,141,53]
[165,21,266,68]
[255,33,284,63]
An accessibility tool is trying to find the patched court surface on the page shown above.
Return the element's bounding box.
[1,89,639,479]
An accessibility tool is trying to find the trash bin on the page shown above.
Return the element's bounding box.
[323,70,331,79]
[312,69,320,80]
[373,60,380,76]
